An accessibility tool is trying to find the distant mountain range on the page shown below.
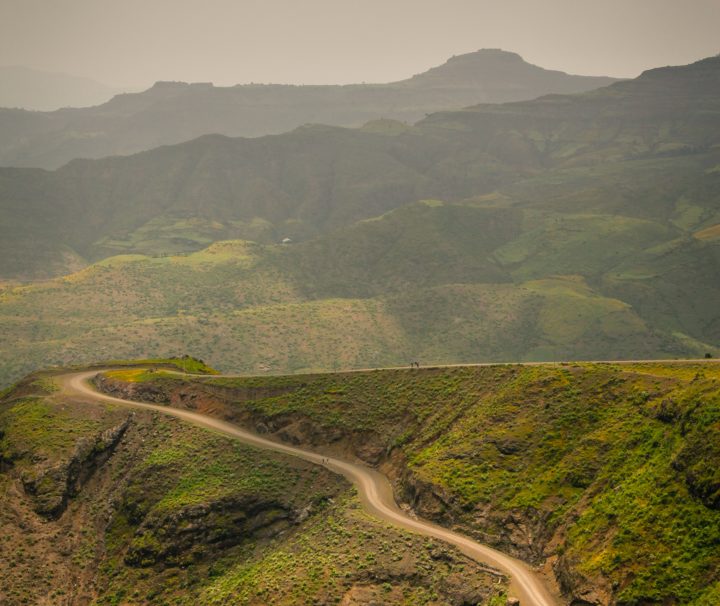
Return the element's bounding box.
[0,56,715,277]
[0,65,122,111]
[0,49,618,169]
[0,55,718,382]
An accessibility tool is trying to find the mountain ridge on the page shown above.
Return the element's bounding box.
[0,49,619,169]
[399,48,618,88]
[1,54,716,280]
[0,54,718,384]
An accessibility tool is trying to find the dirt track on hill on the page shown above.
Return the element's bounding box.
[60,369,562,606]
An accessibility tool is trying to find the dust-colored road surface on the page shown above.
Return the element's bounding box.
[60,370,559,606]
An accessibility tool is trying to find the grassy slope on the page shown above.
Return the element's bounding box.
[1,194,718,385]
[118,361,720,605]
[0,375,505,606]
[1,59,719,382]
[0,245,710,387]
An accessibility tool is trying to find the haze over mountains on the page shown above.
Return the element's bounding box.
[0,65,121,111]
[0,54,718,383]
[2,20,720,605]
[0,56,715,277]
[2,0,720,594]
[0,49,618,169]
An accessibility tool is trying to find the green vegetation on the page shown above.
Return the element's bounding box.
[187,492,502,606]
[0,374,505,606]
[1,197,717,385]
[1,57,719,383]
[134,427,315,514]
[112,361,720,604]
[96,356,218,375]
[0,395,123,463]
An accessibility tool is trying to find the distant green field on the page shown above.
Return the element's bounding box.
[1,194,718,385]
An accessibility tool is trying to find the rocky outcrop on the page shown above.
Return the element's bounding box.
[391,447,553,565]
[124,495,300,567]
[93,375,169,403]
[0,428,11,473]
[337,543,504,606]
[22,417,131,518]
[469,503,553,564]
[400,467,454,519]
[553,554,612,606]
[672,424,720,511]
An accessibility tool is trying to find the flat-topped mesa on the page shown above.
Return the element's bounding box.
[146,80,215,92]
[401,48,618,89]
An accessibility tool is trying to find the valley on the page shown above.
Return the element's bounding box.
[0,57,718,386]
[91,359,720,605]
[1,196,717,386]
[1,12,719,604]
[0,361,510,606]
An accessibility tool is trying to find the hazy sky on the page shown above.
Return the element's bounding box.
[1,0,718,88]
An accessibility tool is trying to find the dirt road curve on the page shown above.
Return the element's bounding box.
[61,370,559,606]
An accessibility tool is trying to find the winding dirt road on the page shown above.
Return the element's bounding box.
[60,370,559,606]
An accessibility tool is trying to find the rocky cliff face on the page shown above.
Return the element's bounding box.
[123,495,303,568]
[21,417,130,518]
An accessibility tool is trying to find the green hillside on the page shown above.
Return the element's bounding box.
[1,195,718,385]
[95,360,720,605]
[0,56,716,281]
[0,372,505,605]
[0,56,719,381]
